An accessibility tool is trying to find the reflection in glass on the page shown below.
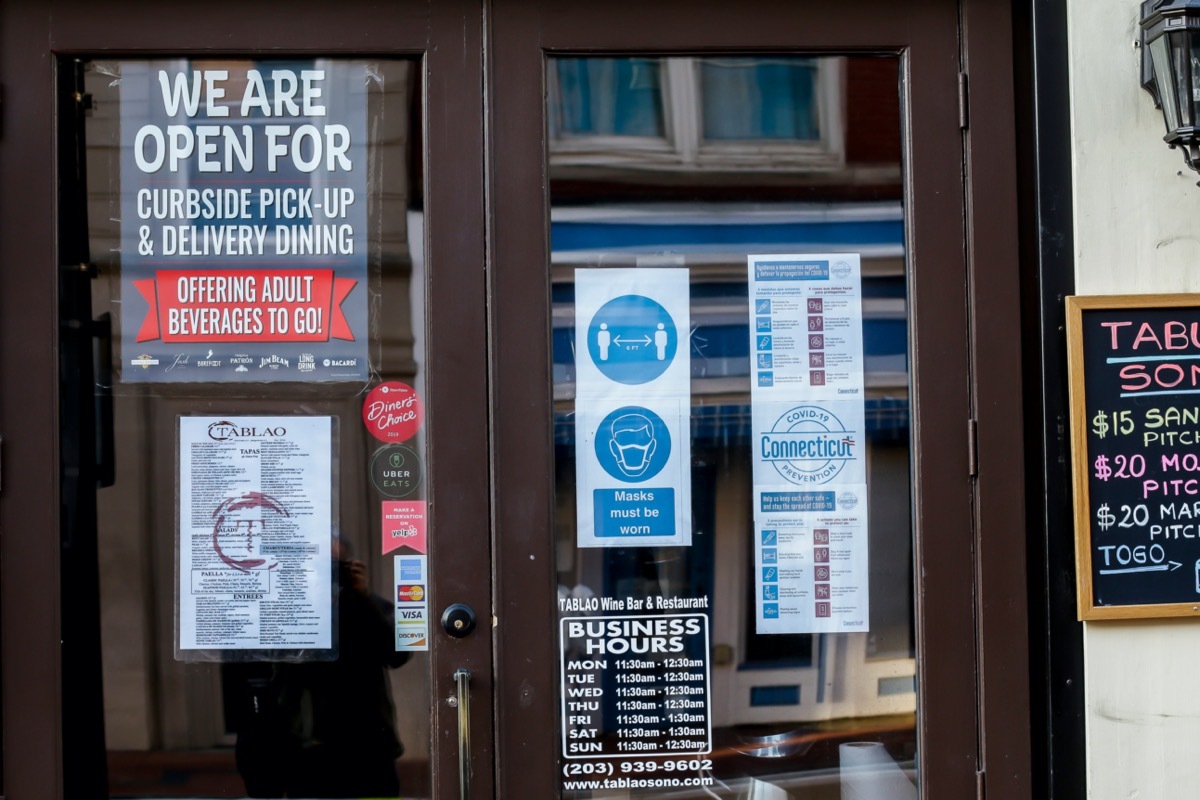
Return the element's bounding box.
[549,54,914,798]
[552,58,666,139]
[700,58,820,141]
[68,58,431,798]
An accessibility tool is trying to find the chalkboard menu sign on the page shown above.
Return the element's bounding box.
[1068,294,1200,620]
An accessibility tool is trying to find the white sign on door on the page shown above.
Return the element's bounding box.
[748,254,870,634]
[574,268,692,548]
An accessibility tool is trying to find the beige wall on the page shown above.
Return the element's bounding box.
[1069,1,1200,796]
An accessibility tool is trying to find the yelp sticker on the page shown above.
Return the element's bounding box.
[363,382,423,442]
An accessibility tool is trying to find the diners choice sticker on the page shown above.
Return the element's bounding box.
[362,382,423,443]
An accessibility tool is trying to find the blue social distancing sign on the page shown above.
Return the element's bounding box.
[574,269,691,548]
[586,294,678,385]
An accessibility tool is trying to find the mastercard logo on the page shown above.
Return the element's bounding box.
[397,584,426,602]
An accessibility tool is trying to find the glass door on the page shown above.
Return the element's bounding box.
[0,1,1028,798]
[3,2,492,798]
[61,54,474,799]
[488,1,991,798]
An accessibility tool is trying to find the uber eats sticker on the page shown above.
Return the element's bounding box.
[369,444,422,499]
[574,269,692,548]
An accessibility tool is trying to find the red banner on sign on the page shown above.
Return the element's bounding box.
[133,268,356,343]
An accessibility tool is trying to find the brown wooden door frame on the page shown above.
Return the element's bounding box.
[0,2,491,798]
[0,0,1030,797]
[960,4,1032,798]
[486,0,1031,797]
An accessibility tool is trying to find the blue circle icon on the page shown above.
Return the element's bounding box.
[587,295,678,385]
[595,406,671,483]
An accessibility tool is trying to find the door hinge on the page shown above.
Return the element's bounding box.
[968,418,978,477]
[976,769,986,800]
[958,72,970,130]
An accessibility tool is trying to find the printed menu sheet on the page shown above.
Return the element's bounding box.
[178,416,333,654]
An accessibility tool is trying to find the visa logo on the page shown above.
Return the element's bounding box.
[400,609,425,620]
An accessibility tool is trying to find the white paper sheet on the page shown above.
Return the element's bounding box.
[178,415,333,653]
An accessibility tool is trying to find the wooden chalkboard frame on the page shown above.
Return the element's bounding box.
[1068,293,1200,620]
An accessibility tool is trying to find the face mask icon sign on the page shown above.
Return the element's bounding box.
[610,413,657,476]
[596,405,670,483]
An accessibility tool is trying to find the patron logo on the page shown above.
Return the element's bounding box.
[397,584,425,603]
[759,405,858,485]
[207,420,288,441]
[230,354,253,365]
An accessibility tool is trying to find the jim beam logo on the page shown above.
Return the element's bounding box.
[259,354,290,370]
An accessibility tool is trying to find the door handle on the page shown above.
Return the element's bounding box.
[454,668,472,800]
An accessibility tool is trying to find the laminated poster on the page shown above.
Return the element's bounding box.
[748,254,870,634]
[574,268,692,548]
[178,416,333,654]
[120,61,370,382]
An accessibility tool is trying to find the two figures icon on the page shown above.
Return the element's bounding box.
[597,322,669,362]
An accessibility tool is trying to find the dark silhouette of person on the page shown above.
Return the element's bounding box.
[229,538,409,798]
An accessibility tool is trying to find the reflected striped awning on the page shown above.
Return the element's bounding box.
[553,398,910,448]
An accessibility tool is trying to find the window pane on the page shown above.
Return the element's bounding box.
[69,57,434,799]
[1151,34,1181,132]
[548,54,914,799]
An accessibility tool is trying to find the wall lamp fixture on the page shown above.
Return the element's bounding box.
[1141,0,1200,173]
